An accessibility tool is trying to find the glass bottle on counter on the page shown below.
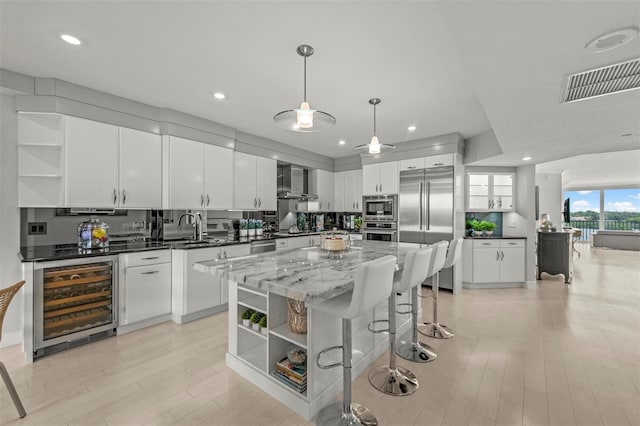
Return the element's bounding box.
[77,217,110,249]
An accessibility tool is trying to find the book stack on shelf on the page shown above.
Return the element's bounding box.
[273,357,307,393]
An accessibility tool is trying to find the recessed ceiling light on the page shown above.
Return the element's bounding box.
[213,92,226,100]
[522,156,532,161]
[60,34,81,45]
[338,140,346,145]
[585,27,638,53]
[408,126,416,131]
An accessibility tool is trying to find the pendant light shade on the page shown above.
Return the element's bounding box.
[274,45,336,132]
[353,98,396,154]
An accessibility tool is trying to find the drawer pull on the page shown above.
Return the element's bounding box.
[141,256,160,260]
[482,243,491,245]
[141,271,160,275]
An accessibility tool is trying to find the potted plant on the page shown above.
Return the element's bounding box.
[248,219,256,236]
[241,309,254,327]
[465,218,479,236]
[250,311,263,332]
[259,314,268,336]
[240,219,248,237]
[480,221,496,236]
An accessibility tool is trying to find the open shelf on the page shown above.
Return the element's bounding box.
[270,323,307,349]
[237,323,267,340]
[238,343,267,372]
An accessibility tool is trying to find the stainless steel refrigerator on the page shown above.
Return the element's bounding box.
[399,166,454,290]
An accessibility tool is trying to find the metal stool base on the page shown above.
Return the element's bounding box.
[396,340,437,363]
[368,365,418,396]
[316,402,378,426]
[418,322,454,339]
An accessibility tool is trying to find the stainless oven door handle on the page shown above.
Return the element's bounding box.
[419,182,423,230]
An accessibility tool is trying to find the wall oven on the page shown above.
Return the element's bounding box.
[362,221,398,242]
[363,195,397,222]
[33,256,118,359]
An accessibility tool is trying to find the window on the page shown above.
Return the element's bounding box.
[604,188,640,231]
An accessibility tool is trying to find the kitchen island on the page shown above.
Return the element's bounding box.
[194,240,423,420]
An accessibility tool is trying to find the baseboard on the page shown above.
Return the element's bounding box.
[462,281,527,289]
[117,314,172,335]
[174,304,228,324]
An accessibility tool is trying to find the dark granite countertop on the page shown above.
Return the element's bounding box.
[21,229,367,262]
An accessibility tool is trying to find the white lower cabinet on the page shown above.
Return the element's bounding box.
[172,245,251,323]
[287,235,320,249]
[118,250,172,334]
[463,239,525,288]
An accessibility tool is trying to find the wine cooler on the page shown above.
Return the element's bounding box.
[33,256,118,359]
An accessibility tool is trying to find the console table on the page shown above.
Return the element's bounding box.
[537,231,573,283]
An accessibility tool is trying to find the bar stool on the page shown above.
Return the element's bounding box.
[0,281,27,419]
[368,248,432,394]
[419,239,461,339]
[394,247,438,363]
[312,255,397,426]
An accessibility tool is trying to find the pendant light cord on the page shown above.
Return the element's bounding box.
[303,55,307,102]
[373,103,377,136]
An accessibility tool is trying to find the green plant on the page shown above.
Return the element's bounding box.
[258,315,267,328]
[466,218,480,230]
[240,219,248,230]
[354,216,363,229]
[241,309,254,320]
[249,311,263,324]
[478,221,496,231]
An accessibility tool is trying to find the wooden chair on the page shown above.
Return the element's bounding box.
[0,280,27,419]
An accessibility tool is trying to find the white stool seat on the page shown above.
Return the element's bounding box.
[312,255,396,426]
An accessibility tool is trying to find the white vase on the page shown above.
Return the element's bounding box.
[485,231,494,236]
[252,323,261,332]
[242,319,251,327]
[240,229,248,237]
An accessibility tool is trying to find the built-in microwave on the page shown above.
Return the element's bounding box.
[363,195,397,221]
[362,221,397,242]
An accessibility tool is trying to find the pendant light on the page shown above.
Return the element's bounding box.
[353,98,395,154]
[274,45,336,132]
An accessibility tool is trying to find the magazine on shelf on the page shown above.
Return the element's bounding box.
[276,357,307,379]
[273,371,307,393]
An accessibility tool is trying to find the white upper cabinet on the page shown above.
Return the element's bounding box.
[66,116,120,208]
[466,171,515,211]
[309,169,335,211]
[234,152,276,211]
[399,153,454,171]
[344,169,363,212]
[204,144,234,209]
[168,136,205,209]
[168,136,234,210]
[119,127,161,208]
[256,156,277,211]
[333,172,345,212]
[362,161,398,195]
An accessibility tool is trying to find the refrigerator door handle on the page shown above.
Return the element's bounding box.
[418,181,423,230]
[425,181,430,230]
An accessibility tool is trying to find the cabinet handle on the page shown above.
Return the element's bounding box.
[375,183,379,193]
[113,188,118,205]
[482,242,491,245]
[501,250,504,261]
[207,194,210,206]
[254,198,257,208]
[258,198,261,208]
[200,194,205,206]
[141,256,159,260]
[122,189,126,205]
[141,270,160,275]
[380,183,382,192]
[496,251,500,261]
[223,250,227,259]
[353,202,355,209]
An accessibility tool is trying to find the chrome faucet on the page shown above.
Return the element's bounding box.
[178,212,204,241]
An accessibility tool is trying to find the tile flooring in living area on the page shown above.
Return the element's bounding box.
[1,246,638,426]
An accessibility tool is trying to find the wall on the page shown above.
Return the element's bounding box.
[515,165,537,288]
[0,92,22,347]
[535,172,563,227]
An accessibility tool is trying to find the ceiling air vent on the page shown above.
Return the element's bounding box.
[561,57,640,103]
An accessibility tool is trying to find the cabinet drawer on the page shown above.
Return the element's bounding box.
[122,250,171,267]
[500,239,525,248]
[472,240,500,249]
[123,263,172,324]
[276,239,289,251]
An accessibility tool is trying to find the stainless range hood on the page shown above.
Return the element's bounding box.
[277,164,318,200]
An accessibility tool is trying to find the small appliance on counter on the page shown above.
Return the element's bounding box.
[77,217,110,249]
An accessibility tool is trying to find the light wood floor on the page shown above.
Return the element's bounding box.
[1,246,639,426]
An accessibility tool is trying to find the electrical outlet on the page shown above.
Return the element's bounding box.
[28,222,47,235]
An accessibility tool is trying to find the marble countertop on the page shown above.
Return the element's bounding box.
[194,240,424,304]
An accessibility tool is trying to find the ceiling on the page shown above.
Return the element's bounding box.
[1,1,639,176]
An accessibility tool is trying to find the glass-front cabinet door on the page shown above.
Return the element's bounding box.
[466,172,515,211]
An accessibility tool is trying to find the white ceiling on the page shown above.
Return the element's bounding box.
[1,1,639,177]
